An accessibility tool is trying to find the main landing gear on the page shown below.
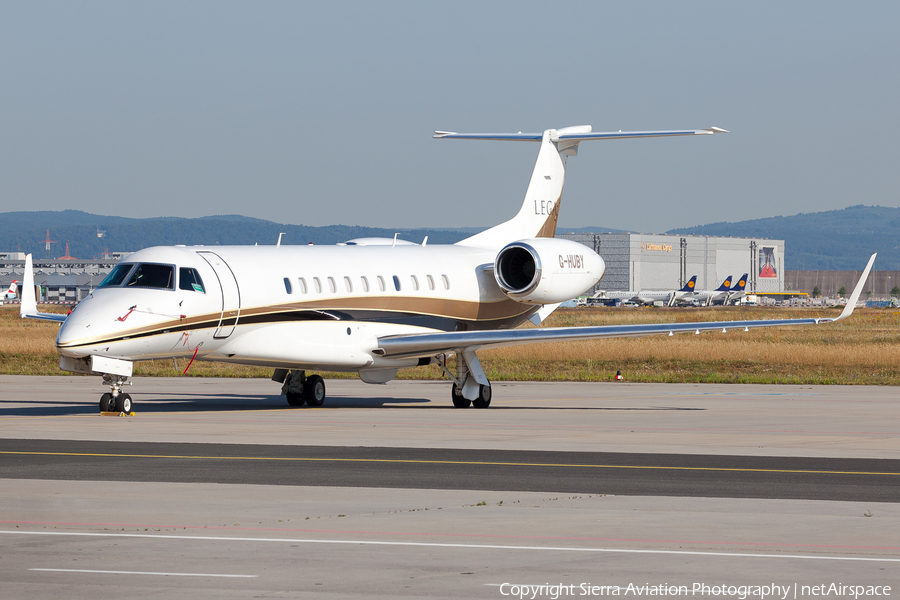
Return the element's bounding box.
[274,369,326,407]
[99,374,133,413]
[437,352,492,408]
[451,383,491,408]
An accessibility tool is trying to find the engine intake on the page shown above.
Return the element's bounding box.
[494,238,605,304]
[495,242,542,296]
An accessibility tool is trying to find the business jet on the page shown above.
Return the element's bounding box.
[602,276,697,306]
[20,125,876,413]
[3,280,17,300]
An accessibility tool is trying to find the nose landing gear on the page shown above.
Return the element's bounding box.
[100,374,133,414]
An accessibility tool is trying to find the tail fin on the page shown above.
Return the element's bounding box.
[715,276,733,292]
[678,276,697,292]
[453,126,589,249]
[436,125,727,250]
[6,280,17,295]
[730,274,748,292]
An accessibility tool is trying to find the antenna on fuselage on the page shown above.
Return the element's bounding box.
[277,233,285,247]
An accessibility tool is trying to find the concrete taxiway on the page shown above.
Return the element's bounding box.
[1,376,898,599]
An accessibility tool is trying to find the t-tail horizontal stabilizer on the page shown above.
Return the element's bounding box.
[433,127,728,142]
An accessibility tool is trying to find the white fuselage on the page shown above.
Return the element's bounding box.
[55,241,601,375]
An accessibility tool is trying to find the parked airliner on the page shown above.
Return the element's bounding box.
[677,275,733,306]
[717,273,749,305]
[602,276,698,306]
[3,281,17,300]
[20,125,876,412]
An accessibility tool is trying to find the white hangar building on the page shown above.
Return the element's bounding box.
[557,232,785,294]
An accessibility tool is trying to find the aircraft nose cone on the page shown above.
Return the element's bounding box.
[56,313,86,356]
[55,297,101,356]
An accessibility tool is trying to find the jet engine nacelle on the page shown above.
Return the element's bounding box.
[494,238,605,304]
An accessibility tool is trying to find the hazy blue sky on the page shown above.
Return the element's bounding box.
[1,1,897,233]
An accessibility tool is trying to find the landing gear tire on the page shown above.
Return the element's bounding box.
[286,392,305,407]
[304,375,326,407]
[472,384,492,408]
[99,393,115,412]
[451,386,471,408]
[116,393,133,413]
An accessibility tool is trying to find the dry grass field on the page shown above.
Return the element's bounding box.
[2,304,898,385]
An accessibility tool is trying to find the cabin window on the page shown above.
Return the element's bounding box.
[442,274,450,290]
[411,275,419,291]
[361,276,369,293]
[377,276,386,292]
[344,276,353,293]
[298,277,308,294]
[126,263,174,290]
[426,274,435,290]
[392,275,401,292]
[327,277,336,293]
[98,263,135,288]
[179,267,205,293]
[283,278,292,294]
[313,277,322,293]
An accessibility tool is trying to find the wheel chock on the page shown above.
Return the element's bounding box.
[100,411,136,417]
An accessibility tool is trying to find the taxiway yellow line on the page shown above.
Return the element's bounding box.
[0,450,897,476]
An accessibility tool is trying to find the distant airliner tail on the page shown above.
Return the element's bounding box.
[730,274,748,292]
[678,276,697,293]
[715,276,733,292]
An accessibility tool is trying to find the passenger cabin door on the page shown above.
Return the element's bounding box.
[198,251,241,338]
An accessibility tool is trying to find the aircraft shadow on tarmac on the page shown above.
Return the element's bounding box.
[0,394,430,416]
[0,394,706,416]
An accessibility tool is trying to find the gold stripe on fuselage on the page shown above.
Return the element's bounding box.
[56,295,538,350]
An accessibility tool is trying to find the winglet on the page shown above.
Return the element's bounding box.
[20,254,67,323]
[20,254,37,318]
[835,253,877,321]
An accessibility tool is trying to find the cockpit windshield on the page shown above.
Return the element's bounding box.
[98,262,199,292]
[179,267,205,293]
[98,263,135,288]
[125,263,175,290]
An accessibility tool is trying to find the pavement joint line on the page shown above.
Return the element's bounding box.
[1,450,898,476]
[5,531,900,562]
[29,568,257,578]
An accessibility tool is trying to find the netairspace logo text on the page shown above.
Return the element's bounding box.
[497,582,892,600]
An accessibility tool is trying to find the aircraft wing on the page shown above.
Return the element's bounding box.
[376,254,875,360]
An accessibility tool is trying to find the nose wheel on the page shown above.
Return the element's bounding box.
[100,374,134,414]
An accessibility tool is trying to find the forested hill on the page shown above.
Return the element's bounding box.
[668,205,900,270]
[3,207,896,270]
[0,211,471,258]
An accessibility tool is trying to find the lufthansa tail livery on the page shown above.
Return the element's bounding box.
[21,125,876,412]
